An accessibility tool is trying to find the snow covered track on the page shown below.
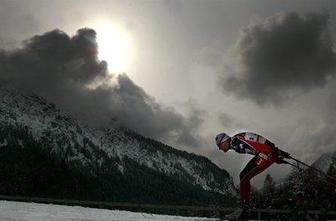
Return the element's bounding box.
[1,199,336,220]
[0,200,219,221]
[0,194,236,217]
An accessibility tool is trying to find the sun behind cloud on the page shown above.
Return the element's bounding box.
[91,22,134,74]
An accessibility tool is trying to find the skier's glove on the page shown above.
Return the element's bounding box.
[273,147,290,158]
[277,159,288,164]
[278,149,291,159]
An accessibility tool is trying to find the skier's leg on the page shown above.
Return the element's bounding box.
[225,158,257,220]
[226,155,274,220]
[240,158,255,202]
[240,155,273,202]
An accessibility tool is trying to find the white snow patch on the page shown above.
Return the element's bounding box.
[0,200,219,221]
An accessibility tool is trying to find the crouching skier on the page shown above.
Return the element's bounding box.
[215,132,290,220]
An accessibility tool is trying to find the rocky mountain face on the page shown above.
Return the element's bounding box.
[0,87,237,205]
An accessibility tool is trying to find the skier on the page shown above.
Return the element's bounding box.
[215,132,290,219]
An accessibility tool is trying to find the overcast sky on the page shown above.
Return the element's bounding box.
[1,0,336,187]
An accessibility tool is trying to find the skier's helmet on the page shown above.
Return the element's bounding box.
[215,133,230,147]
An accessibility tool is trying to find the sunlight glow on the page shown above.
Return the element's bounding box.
[93,22,134,74]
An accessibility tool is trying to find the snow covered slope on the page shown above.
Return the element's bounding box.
[312,151,336,173]
[0,87,237,204]
[0,200,218,221]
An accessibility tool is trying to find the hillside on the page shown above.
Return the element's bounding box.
[0,87,237,205]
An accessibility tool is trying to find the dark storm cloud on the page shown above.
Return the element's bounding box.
[222,12,336,105]
[175,108,205,147]
[0,28,106,87]
[298,80,336,158]
[218,112,244,130]
[0,28,201,147]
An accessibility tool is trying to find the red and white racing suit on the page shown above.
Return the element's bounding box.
[230,132,282,202]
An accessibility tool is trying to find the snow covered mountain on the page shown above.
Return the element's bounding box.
[312,151,336,173]
[0,87,237,205]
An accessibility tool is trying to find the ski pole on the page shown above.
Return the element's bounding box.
[288,156,336,183]
[256,148,336,185]
[277,148,336,184]
[280,159,300,169]
[260,147,336,187]
[282,159,336,187]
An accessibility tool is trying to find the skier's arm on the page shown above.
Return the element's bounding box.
[269,147,291,164]
[256,135,291,163]
[246,133,290,163]
[230,137,258,155]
